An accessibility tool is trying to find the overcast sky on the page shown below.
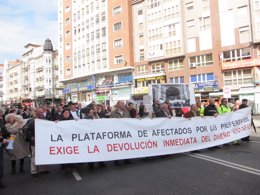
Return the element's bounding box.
[0,0,58,63]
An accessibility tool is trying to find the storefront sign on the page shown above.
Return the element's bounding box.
[96,95,107,101]
[194,81,219,92]
[63,89,70,94]
[136,76,166,82]
[222,59,260,70]
[134,87,149,94]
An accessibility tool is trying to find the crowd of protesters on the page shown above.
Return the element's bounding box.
[0,97,256,188]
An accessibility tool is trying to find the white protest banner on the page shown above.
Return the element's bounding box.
[35,107,252,165]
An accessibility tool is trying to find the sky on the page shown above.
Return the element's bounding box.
[0,0,58,64]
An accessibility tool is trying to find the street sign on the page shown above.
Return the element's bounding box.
[223,86,231,98]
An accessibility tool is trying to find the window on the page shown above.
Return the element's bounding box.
[187,19,195,28]
[170,76,184,84]
[139,34,144,45]
[65,56,71,63]
[102,27,106,36]
[168,24,176,37]
[101,12,106,21]
[113,22,122,31]
[66,68,71,76]
[255,0,260,10]
[136,65,148,74]
[114,55,123,64]
[238,6,248,16]
[96,14,100,24]
[222,48,251,62]
[139,49,144,61]
[65,30,70,38]
[96,44,100,53]
[113,6,122,15]
[138,9,143,15]
[239,26,250,43]
[102,42,106,51]
[151,63,165,73]
[139,23,144,30]
[96,29,100,39]
[223,69,252,86]
[114,39,123,47]
[186,2,193,11]
[65,43,71,50]
[200,16,211,31]
[118,73,132,84]
[201,0,210,12]
[189,54,213,67]
[65,18,70,25]
[190,73,214,83]
[168,59,184,70]
[65,6,70,13]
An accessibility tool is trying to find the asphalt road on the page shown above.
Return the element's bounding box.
[1,117,260,195]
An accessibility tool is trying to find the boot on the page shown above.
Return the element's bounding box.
[20,158,25,173]
[11,160,16,175]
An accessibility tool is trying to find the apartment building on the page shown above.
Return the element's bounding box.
[131,0,260,112]
[59,0,134,104]
[6,60,22,103]
[59,0,260,111]
[132,0,220,102]
[21,39,62,105]
[218,0,260,112]
[132,0,184,100]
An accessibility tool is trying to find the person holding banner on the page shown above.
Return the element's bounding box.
[183,104,199,118]
[152,99,161,115]
[84,107,106,169]
[138,104,149,118]
[155,103,171,118]
[217,98,232,115]
[5,113,30,175]
[59,109,76,174]
[239,99,254,142]
[196,101,204,116]
[217,98,239,145]
[110,101,132,165]
[127,102,137,118]
[24,108,50,177]
[204,98,218,117]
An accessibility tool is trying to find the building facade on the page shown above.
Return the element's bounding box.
[131,0,260,112]
[58,0,134,105]
[59,0,260,112]
[21,39,62,106]
[6,60,22,104]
